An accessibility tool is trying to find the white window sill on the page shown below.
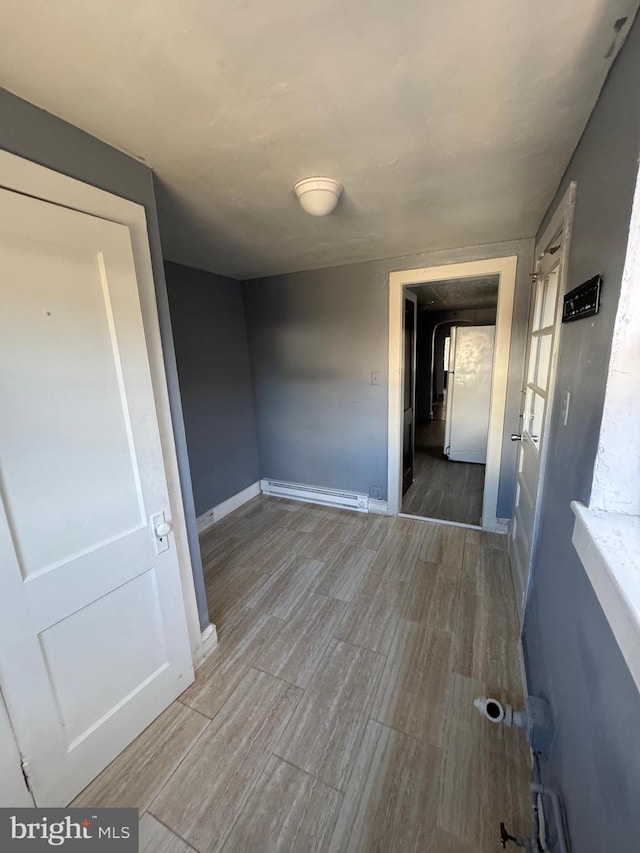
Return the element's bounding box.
[571,501,640,693]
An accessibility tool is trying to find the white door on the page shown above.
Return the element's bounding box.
[446,325,495,464]
[0,188,194,806]
[510,185,574,616]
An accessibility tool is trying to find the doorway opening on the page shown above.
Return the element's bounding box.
[402,276,499,525]
[387,257,518,531]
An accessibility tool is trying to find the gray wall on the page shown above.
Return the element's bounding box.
[523,16,640,852]
[165,262,260,516]
[243,238,532,519]
[0,87,210,632]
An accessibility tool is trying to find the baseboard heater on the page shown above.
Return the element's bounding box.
[260,479,368,512]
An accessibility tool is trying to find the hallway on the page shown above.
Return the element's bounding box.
[402,403,486,525]
[73,496,530,852]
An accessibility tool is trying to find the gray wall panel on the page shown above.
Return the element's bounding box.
[165,262,260,516]
[243,239,532,518]
[523,16,640,851]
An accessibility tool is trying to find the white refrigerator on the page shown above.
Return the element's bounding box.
[444,325,495,464]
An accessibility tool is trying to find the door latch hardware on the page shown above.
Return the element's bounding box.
[150,511,172,555]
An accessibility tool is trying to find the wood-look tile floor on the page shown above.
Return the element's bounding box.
[402,404,485,526]
[73,496,530,852]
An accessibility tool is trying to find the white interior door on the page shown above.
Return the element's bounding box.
[0,188,194,806]
[446,325,495,464]
[510,199,572,616]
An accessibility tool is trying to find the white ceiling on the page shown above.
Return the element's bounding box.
[0,1,637,280]
[410,276,499,312]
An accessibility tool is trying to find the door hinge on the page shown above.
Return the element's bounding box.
[20,757,33,793]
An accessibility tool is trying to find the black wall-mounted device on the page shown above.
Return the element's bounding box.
[562,274,602,323]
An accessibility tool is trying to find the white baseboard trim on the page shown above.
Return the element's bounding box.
[477,516,509,534]
[192,622,218,667]
[368,499,389,515]
[196,481,261,534]
[261,479,368,512]
[399,512,481,531]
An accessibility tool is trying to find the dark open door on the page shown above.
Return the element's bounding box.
[402,291,417,495]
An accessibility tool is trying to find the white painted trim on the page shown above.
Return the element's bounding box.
[400,512,482,532]
[399,512,509,534]
[191,623,219,667]
[261,479,368,512]
[0,149,202,659]
[569,161,640,694]
[368,499,389,515]
[196,481,261,533]
[590,159,640,515]
[572,501,640,694]
[515,182,577,617]
[388,255,518,530]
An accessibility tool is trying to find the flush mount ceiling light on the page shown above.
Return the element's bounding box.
[293,177,343,216]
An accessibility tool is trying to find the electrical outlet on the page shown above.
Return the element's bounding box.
[369,486,384,500]
[371,371,380,386]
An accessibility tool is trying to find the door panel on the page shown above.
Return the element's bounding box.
[0,239,144,575]
[0,188,193,806]
[509,186,574,617]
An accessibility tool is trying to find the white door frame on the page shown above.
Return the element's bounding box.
[513,182,576,615]
[0,149,202,657]
[388,256,517,530]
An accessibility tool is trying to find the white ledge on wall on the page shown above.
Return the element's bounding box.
[571,501,640,693]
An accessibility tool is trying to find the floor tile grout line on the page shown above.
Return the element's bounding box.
[328,634,391,659]
[156,663,308,853]
[250,662,311,689]
[207,658,313,852]
[191,496,530,850]
[179,657,258,719]
[143,714,214,823]
[250,603,344,691]
[266,634,389,797]
[144,810,198,852]
[148,630,306,813]
[268,752,346,796]
[174,698,216,723]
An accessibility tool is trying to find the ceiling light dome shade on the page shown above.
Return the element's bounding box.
[294,177,343,216]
